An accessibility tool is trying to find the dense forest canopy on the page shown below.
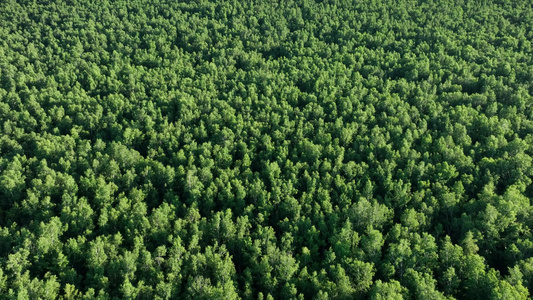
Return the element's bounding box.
[1,0,533,298]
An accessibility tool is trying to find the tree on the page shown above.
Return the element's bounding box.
[369,280,406,300]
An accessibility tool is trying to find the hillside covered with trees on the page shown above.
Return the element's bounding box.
[1,0,533,298]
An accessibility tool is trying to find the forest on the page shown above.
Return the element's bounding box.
[1,0,533,298]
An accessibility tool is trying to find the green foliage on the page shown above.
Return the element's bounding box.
[1,0,533,297]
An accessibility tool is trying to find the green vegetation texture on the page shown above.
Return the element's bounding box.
[1,0,533,298]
